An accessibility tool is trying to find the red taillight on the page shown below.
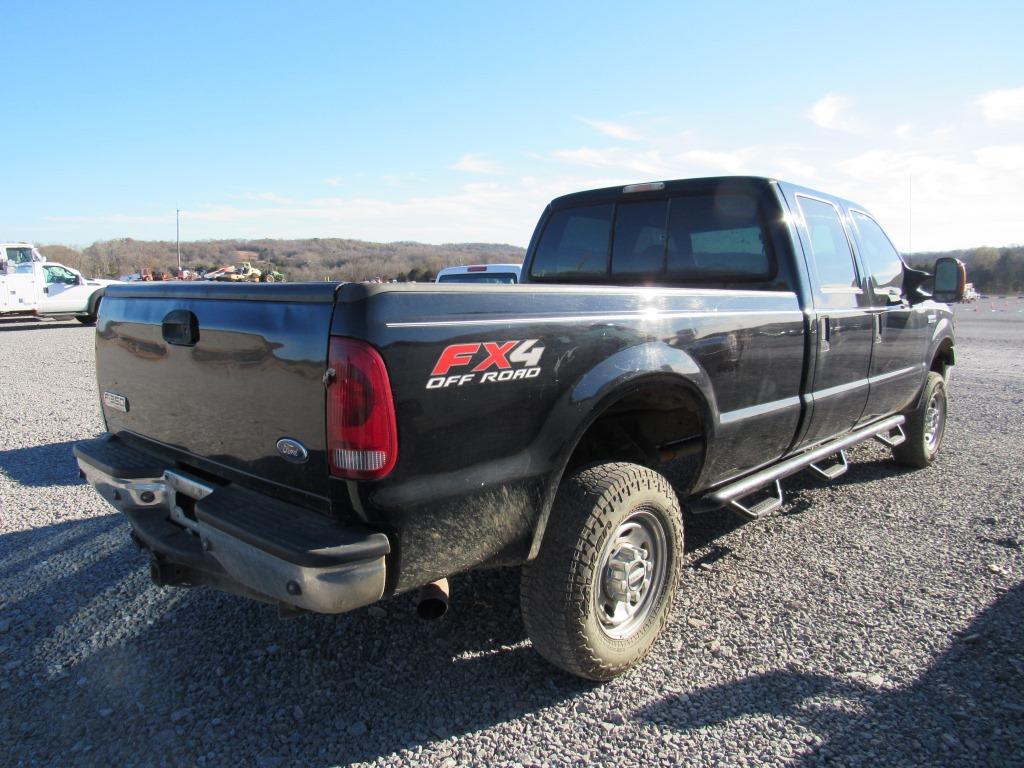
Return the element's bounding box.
[327,338,398,480]
[466,265,487,272]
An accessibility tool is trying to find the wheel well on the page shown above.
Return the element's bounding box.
[565,384,707,496]
[87,290,103,315]
[931,339,955,377]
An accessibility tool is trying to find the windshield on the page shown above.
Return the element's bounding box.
[437,272,518,284]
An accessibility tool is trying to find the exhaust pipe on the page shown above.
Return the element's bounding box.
[416,578,449,620]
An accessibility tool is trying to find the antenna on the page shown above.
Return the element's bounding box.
[176,208,182,275]
[908,175,912,260]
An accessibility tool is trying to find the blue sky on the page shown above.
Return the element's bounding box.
[3,1,1023,251]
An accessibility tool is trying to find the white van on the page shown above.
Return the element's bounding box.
[435,263,522,284]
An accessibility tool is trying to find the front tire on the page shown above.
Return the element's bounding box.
[893,371,947,468]
[521,462,683,681]
[76,298,100,325]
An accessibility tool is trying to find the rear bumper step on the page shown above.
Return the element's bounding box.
[691,415,905,514]
[74,435,389,614]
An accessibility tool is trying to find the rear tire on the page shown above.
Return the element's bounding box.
[521,462,683,681]
[893,371,947,468]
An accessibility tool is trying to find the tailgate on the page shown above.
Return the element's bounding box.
[95,282,339,498]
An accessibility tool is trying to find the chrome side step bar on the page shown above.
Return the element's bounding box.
[729,480,783,520]
[692,414,905,515]
[808,449,849,481]
[874,424,906,448]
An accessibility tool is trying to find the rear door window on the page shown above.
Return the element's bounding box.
[797,196,859,291]
[530,204,613,278]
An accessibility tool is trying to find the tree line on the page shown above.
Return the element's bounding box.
[36,237,1024,292]
[37,238,526,283]
[908,246,1024,294]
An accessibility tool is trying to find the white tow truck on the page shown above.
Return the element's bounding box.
[0,242,118,324]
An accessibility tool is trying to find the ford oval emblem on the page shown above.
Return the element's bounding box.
[276,438,309,464]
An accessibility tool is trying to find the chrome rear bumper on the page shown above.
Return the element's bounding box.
[75,435,389,615]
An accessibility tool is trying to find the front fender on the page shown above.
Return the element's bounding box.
[929,316,955,361]
[85,287,106,316]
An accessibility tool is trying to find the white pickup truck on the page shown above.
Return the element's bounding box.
[0,242,116,324]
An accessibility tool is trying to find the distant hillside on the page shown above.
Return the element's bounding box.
[38,238,526,282]
[37,237,1023,292]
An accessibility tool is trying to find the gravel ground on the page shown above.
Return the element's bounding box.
[1,304,1022,768]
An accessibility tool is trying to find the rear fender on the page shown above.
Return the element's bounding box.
[527,341,717,558]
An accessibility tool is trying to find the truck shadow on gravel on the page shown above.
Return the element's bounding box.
[677,443,916,553]
[0,515,592,766]
[0,440,90,487]
[2,446,984,766]
[635,580,1024,767]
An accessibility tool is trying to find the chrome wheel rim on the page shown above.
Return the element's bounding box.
[594,509,668,640]
[924,391,945,452]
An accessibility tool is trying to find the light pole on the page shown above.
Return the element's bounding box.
[176,208,182,275]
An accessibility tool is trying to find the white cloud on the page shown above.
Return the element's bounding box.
[450,153,502,174]
[976,87,1024,121]
[237,191,292,203]
[771,158,817,180]
[831,147,1024,251]
[808,93,856,131]
[35,111,1024,252]
[131,180,555,245]
[323,176,343,187]
[974,144,1024,171]
[676,149,747,174]
[552,146,669,177]
[578,118,643,141]
[46,212,170,224]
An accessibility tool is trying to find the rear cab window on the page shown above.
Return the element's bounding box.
[530,204,613,278]
[529,189,778,287]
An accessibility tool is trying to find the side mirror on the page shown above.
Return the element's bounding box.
[933,257,966,304]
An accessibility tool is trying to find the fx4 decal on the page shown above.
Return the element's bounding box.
[427,339,544,389]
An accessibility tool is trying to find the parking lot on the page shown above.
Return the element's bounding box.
[1,303,1022,767]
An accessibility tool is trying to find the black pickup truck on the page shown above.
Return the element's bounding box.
[75,176,966,680]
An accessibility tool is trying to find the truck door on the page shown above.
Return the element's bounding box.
[789,193,874,447]
[847,209,929,422]
[38,264,88,313]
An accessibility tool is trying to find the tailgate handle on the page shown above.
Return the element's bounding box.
[162,310,200,346]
